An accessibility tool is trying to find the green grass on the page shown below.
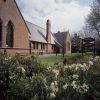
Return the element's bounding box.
[37,53,82,66]
[37,54,64,66]
[37,52,93,66]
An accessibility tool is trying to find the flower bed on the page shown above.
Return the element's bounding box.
[0,55,100,100]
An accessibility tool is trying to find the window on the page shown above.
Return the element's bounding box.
[6,21,14,47]
[33,42,35,49]
[41,43,45,50]
[0,19,2,47]
[41,43,42,50]
[36,42,38,49]
[67,42,70,51]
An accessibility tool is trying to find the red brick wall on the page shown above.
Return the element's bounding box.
[0,0,29,55]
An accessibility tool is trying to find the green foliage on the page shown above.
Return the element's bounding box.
[64,53,82,64]
[0,55,100,100]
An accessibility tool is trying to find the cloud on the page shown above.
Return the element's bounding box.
[16,0,90,33]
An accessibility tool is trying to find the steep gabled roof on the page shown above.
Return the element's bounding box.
[26,21,68,47]
[26,21,47,43]
[53,31,68,46]
[26,21,60,45]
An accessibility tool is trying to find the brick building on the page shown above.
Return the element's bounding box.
[0,0,71,56]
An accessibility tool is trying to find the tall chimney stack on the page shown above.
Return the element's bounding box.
[46,19,51,43]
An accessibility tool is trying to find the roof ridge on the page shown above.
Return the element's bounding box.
[25,20,46,30]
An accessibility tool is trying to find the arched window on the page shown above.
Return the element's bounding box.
[0,19,2,47]
[67,42,70,51]
[6,21,14,47]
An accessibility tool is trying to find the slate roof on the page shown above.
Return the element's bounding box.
[53,31,68,46]
[26,21,47,43]
[26,21,61,45]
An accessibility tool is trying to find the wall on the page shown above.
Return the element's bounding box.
[0,0,29,55]
[65,33,72,54]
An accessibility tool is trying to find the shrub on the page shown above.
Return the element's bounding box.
[0,55,100,100]
[64,53,83,64]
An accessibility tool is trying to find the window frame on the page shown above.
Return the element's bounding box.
[6,21,14,47]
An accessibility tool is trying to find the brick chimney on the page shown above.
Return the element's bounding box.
[46,19,51,43]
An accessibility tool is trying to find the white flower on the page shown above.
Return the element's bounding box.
[80,63,90,71]
[78,64,84,68]
[4,58,9,61]
[83,63,87,67]
[93,56,100,67]
[78,87,84,93]
[50,82,56,92]
[50,82,58,92]
[69,64,76,69]
[63,83,68,90]
[9,76,13,79]
[89,61,93,66]
[21,67,25,74]
[73,74,79,79]
[75,66,79,70]
[93,56,100,62]
[54,81,57,86]
[47,66,51,70]
[76,83,89,94]
[71,81,78,89]
[50,92,56,99]
[68,65,72,68]
[17,66,25,74]
[52,69,59,75]
[64,65,68,69]
[82,83,89,90]
[51,82,55,87]
[52,69,59,78]
[89,56,93,61]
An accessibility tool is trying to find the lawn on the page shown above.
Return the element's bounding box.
[37,54,64,66]
[37,52,93,66]
[37,53,83,66]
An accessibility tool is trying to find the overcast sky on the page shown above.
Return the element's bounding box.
[16,0,92,33]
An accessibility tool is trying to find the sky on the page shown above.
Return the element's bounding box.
[16,0,93,33]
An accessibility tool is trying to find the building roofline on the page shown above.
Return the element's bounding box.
[14,0,31,35]
[26,20,46,30]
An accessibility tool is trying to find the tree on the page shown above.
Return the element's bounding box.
[71,33,81,52]
[87,0,100,37]
[78,24,98,40]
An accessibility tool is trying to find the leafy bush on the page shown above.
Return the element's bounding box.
[0,55,100,100]
[64,53,83,64]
